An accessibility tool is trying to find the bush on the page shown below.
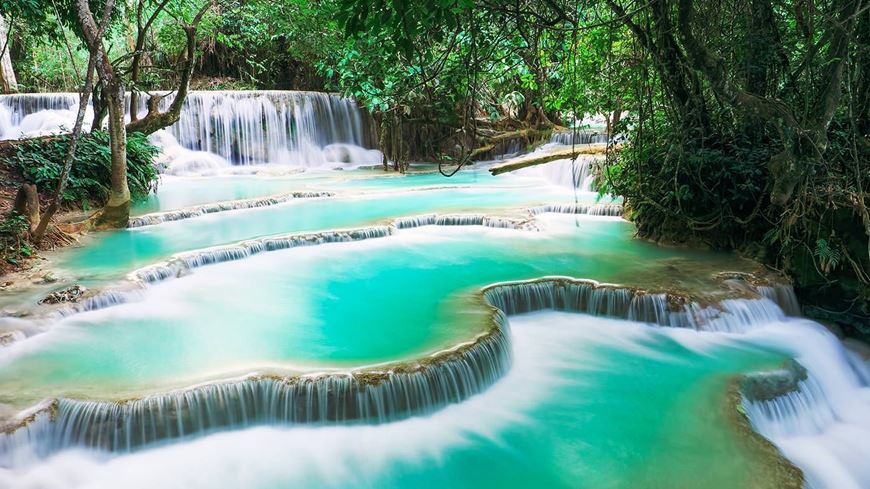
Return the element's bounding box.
[600,115,776,250]
[12,131,161,206]
[0,213,32,265]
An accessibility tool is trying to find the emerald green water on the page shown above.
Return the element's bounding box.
[58,184,610,282]
[0,169,792,489]
[132,167,534,216]
[266,312,781,489]
[0,312,785,488]
[2,216,698,402]
[132,173,334,215]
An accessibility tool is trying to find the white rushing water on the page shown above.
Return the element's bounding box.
[662,290,870,488]
[2,89,868,488]
[6,304,862,489]
[514,145,601,190]
[741,319,870,489]
[548,129,607,146]
[0,312,750,488]
[0,93,90,140]
[0,91,383,173]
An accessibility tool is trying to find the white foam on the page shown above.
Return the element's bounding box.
[0,313,671,486]
[741,319,870,489]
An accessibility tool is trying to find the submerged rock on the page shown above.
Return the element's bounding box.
[0,331,24,346]
[39,285,86,305]
[740,359,808,401]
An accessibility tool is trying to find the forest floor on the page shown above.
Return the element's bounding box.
[0,158,86,277]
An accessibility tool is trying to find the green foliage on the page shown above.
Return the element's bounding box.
[609,123,775,244]
[813,239,842,274]
[0,213,32,265]
[15,38,90,92]
[182,0,342,89]
[0,0,57,39]
[12,132,161,205]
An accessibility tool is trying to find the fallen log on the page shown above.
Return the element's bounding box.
[468,128,553,161]
[489,143,612,175]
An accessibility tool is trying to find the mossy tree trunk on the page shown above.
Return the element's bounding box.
[98,80,130,228]
[74,0,130,228]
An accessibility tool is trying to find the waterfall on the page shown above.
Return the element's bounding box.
[482,278,671,325]
[154,91,376,167]
[756,284,802,316]
[530,203,624,217]
[56,213,540,321]
[0,278,681,461]
[482,277,809,334]
[53,288,147,318]
[133,226,395,284]
[741,318,870,489]
[6,263,866,487]
[133,215,542,286]
[0,91,382,171]
[549,130,607,146]
[128,191,333,228]
[516,155,602,190]
[670,299,788,333]
[391,214,534,231]
[0,323,511,458]
[391,214,438,229]
[0,93,84,140]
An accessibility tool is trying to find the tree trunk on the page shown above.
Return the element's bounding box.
[32,41,102,241]
[377,114,389,171]
[489,144,610,175]
[126,2,213,136]
[0,15,18,93]
[74,0,130,228]
[91,85,107,132]
[97,79,131,228]
[606,0,709,134]
[13,184,40,234]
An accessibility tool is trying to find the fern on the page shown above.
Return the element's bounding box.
[813,239,842,274]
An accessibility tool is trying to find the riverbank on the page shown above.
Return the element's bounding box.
[0,153,91,278]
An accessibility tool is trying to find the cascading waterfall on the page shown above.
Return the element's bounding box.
[132,226,395,284]
[155,91,378,167]
[482,278,671,325]
[673,299,789,333]
[4,266,866,488]
[391,214,532,230]
[54,288,147,318]
[756,285,802,317]
[128,191,333,228]
[629,280,870,489]
[0,93,84,140]
[516,154,602,190]
[133,215,543,286]
[549,130,607,145]
[0,91,382,172]
[131,200,553,230]
[0,279,689,462]
[740,317,870,489]
[530,203,624,217]
[0,324,510,458]
[390,214,438,229]
[38,214,547,323]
